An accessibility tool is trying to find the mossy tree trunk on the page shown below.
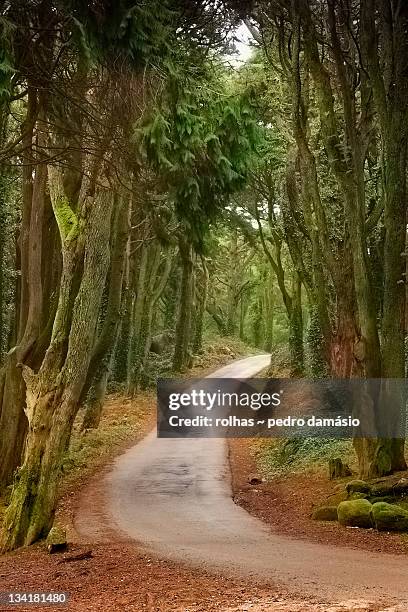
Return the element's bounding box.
[0,91,38,487]
[239,294,248,341]
[288,273,304,377]
[225,230,239,336]
[353,0,408,477]
[263,275,274,352]
[255,197,304,376]
[193,257,208,354]
[252,296,264,349]
[128,244,172,393]
[0,167,114,552]
[173,237,194,372]
[206,302,228,336]
[330,246,359,378]
[114,243,134,383]
[81,193,130,429]
[126,243,149,392]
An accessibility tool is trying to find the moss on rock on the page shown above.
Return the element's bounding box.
[345,480,372,497]
[371,502,408,532]
[349,492,369,500]
[368,495,394,505]
[46,526,67,553]
[337,499,373,528]
[311,505,338,521]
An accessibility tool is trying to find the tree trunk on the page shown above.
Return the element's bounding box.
[0,175,114,552]
[252,296,263,348]
[0,137,48,486]
[193,257,208,354]
[226,231,239,336]
[173,238,194,372]
[378,132,407,473]
[114,242,133,383]
[0,93,38,486]
[129,244,172,392]
[263,277,274,352]
[0,174,6,360]
[0,352,28,487]
[239,295,248,341]
[82,353,113,430]
[356,0,408,476]
[331,247,359,378]
[206,303,227,336]
[81,193,130,411]
[127,242,159,393]
[306,305,328,379]
[126,244,149,392]
[288,273,304,377]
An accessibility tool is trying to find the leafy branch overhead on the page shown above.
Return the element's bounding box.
[136,67,262,244]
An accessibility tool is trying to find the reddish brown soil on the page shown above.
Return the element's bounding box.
[228,438,408,556]
[0,543,288,612]
[0,391,291,612]
[0,395,282,612]
[2,384,406,612]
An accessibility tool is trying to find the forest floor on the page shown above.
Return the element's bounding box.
[0,341,291,612]
[229,439,408,556]
[1,348,407,612]
[0,541,401,612]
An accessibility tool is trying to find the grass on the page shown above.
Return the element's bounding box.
[252,437,357,479]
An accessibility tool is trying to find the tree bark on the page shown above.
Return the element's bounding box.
[128,243,172,392]
[288,272,304,377]
[81,193,130,419]
[0,173,114,551]
[193,257,209,354]
[173,237,194,372]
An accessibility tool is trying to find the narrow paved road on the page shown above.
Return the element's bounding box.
[104,356,407,607]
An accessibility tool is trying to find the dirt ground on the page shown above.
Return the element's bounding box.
[0,541,401,612]
[228,438,408,556]
[0,542,287,612]
[0,391,288,612]
[0,392,283,612]
[1,369,407,612]
[0,394,327,612]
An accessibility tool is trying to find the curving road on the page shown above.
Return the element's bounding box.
[99,356,408,607]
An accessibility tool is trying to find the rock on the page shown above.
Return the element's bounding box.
[371,477,408,498]
[345,480,372,496]
[312,505,338,521]
[46,526,68,554]
[395,478,408,494]
[329,458,352,480]
[337,499,373,528]
[149,331,174,354]
[368,495,394,505]
[327,490,348,505]
[371,482,396,497]
[248,474,263,485]
[349,492,369,500]
[371,502,408,532]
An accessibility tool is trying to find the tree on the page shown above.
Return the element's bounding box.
[240,0,408,476]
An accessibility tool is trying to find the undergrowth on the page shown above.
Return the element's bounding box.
[252,437,357,479]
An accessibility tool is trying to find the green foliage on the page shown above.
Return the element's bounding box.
[254,437,355,478]
[65,0,176,69]
[136,66,262,245]
[0,17,15,102]
[306,307,329,378]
